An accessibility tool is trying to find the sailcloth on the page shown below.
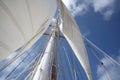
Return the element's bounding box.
[58,0,92,80]
[0,0,57,61]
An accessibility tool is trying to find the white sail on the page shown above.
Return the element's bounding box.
[0,0,57,61]
[58,0,92,80]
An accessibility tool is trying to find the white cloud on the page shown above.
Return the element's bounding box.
[92,0,114,12]
[102,10,114,20]
[62,0,118,20]
[62,0,88,16]
[97,56,120,80]
[91,0,115,20]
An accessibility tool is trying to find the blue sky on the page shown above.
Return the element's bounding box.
[0,0,120,80]
[62,0,120,80]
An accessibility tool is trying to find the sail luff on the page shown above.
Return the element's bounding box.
[57,0,92,80]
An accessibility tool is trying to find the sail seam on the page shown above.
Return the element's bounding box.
[0,0,26,42]
[25,0,34,36]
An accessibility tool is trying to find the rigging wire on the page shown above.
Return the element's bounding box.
[5,47,43,78]
[83,37,120,66]
[28,40,51,79]
[4,36,45,79]
[24,51,44,80]
[59,51,66,80]
[61,42,74,80]
[63,38,85,80]
[5,50,42,80]
[5,31,52,80]
[56,40,60,80]
[23,46,45,80]
[61,39,85,80]
[100,63,111,80]
[72,52,79,80]
[58,39,66,80]
[0,23,49,72]
[56,38,63,80]
[75,59,85,80]
[26,28,53,80]
[5,52,31,80]
[10,50,43,80]
[87,44,111,80]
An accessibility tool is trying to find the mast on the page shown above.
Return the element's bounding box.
[49,19,59,80]
[33,19,59,80]
[32,29,56,80]
[49,43,58,80]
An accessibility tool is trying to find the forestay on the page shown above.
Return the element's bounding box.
[58,0,92,80]
[0,0,57,61]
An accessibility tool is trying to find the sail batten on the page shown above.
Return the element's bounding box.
[57,0,92,80]
[0,0,57,61]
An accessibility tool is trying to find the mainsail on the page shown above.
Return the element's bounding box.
[0,0,105,80]
[0,0,57,61]
[57,0,92,80]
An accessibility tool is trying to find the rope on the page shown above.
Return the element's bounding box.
[5,52,30,80]
[100,63,111,80]
[58,39,66,80]
[28,41,50,79]
[87,44,111,80]
[61,42,75,80]
[84,37,120,66]
[4,36,44,79]
[62,38,85,80]
[6,33,51,80]
[6,50,42,80]
[27,28,53,80]
[56,38,62,80]
[24,53,43,80]
[59,51,66,80]
[0,20,49,72]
